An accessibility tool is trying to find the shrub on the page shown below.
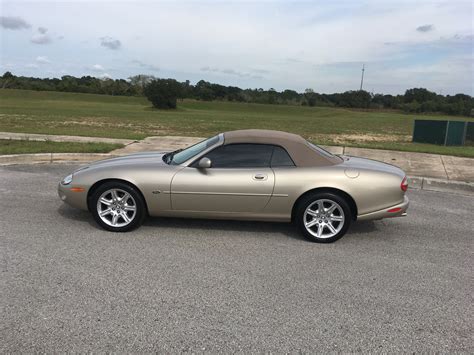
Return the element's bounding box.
[143,79,182,109]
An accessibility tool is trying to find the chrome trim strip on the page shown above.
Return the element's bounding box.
[167,191,288,197]
[171,191,272,197]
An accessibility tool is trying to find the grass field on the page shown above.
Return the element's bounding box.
[1,89,473,157]
[0,139,122,155]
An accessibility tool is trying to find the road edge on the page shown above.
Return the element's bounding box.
[407,176,474,195]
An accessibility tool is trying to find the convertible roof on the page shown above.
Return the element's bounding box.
[223,129,341,167]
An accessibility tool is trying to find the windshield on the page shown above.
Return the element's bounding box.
[169,135,220,165]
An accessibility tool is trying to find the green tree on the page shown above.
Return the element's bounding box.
[304,88,317,106]
[281,89,300,104]
[144,79,182,109]
[1,71,15,89]
[404,88,437,103]
[195,80,215,101]
[267,88,277,104]
[128,75,156,95]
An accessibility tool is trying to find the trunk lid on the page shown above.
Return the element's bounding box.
[339,155,405,178]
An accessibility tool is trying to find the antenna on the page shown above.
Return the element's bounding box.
[360,64,365,91]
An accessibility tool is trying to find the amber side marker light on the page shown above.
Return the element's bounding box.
[70,187,85,192]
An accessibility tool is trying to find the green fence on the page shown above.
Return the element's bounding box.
[466,122,474,146]
[413,120,472,146]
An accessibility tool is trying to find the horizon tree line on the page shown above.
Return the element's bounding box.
[1,71,472,117]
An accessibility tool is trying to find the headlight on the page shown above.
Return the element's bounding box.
[61,174,73,185]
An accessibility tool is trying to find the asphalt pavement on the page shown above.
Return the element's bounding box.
[1,164,473,352]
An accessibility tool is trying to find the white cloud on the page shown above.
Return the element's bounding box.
[31,27,52,45]
[31,34,51,44]
[0,62,14,70]
[36,56,50,64]
[200,66,264,79]
[91,64,105,71]
[131,60,159,72]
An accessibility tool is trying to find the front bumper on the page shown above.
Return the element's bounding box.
[357,195,409,221]
[58,183,89,210]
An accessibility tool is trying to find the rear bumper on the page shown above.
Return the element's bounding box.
[357,195,409,221]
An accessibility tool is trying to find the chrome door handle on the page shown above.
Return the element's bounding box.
[253,173,267,181]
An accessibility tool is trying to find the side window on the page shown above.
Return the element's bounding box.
[271,146,295,167]
[197,144,273,168]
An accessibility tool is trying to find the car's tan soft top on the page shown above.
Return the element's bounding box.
[223,129,341,167]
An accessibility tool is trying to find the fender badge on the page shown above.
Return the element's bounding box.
[152,190,161,194]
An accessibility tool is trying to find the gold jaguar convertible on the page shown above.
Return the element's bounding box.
[58,129,409,242]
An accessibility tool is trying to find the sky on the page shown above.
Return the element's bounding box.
[0,0,473,95]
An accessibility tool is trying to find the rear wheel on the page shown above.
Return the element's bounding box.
[90,182,146,232]
[295,192,352,243]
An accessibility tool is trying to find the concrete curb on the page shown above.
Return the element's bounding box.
[1,152,473,196]
[0,132,135,145]
[408,176,474,195]
[0,152,119,165]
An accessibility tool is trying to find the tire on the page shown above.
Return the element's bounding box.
[295,192,352,243]
[90,181,146,232]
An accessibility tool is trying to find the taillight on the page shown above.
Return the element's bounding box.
[401,176,408,192]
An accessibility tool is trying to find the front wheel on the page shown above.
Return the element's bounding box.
[90,182,146,232]
[295,192,352,243]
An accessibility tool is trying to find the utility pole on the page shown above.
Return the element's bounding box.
[359,64,365,91]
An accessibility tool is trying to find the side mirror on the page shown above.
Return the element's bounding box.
[197,157,212,169]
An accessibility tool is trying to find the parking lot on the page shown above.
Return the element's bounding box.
[1,164,472,352]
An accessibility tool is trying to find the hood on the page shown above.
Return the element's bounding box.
[339,155,405,178]
[83,151,168,170]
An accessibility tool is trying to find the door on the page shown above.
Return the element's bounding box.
[171,144,275,213]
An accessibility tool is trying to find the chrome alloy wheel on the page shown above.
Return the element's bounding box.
[96,188,137,227]
[303,199,345,239]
